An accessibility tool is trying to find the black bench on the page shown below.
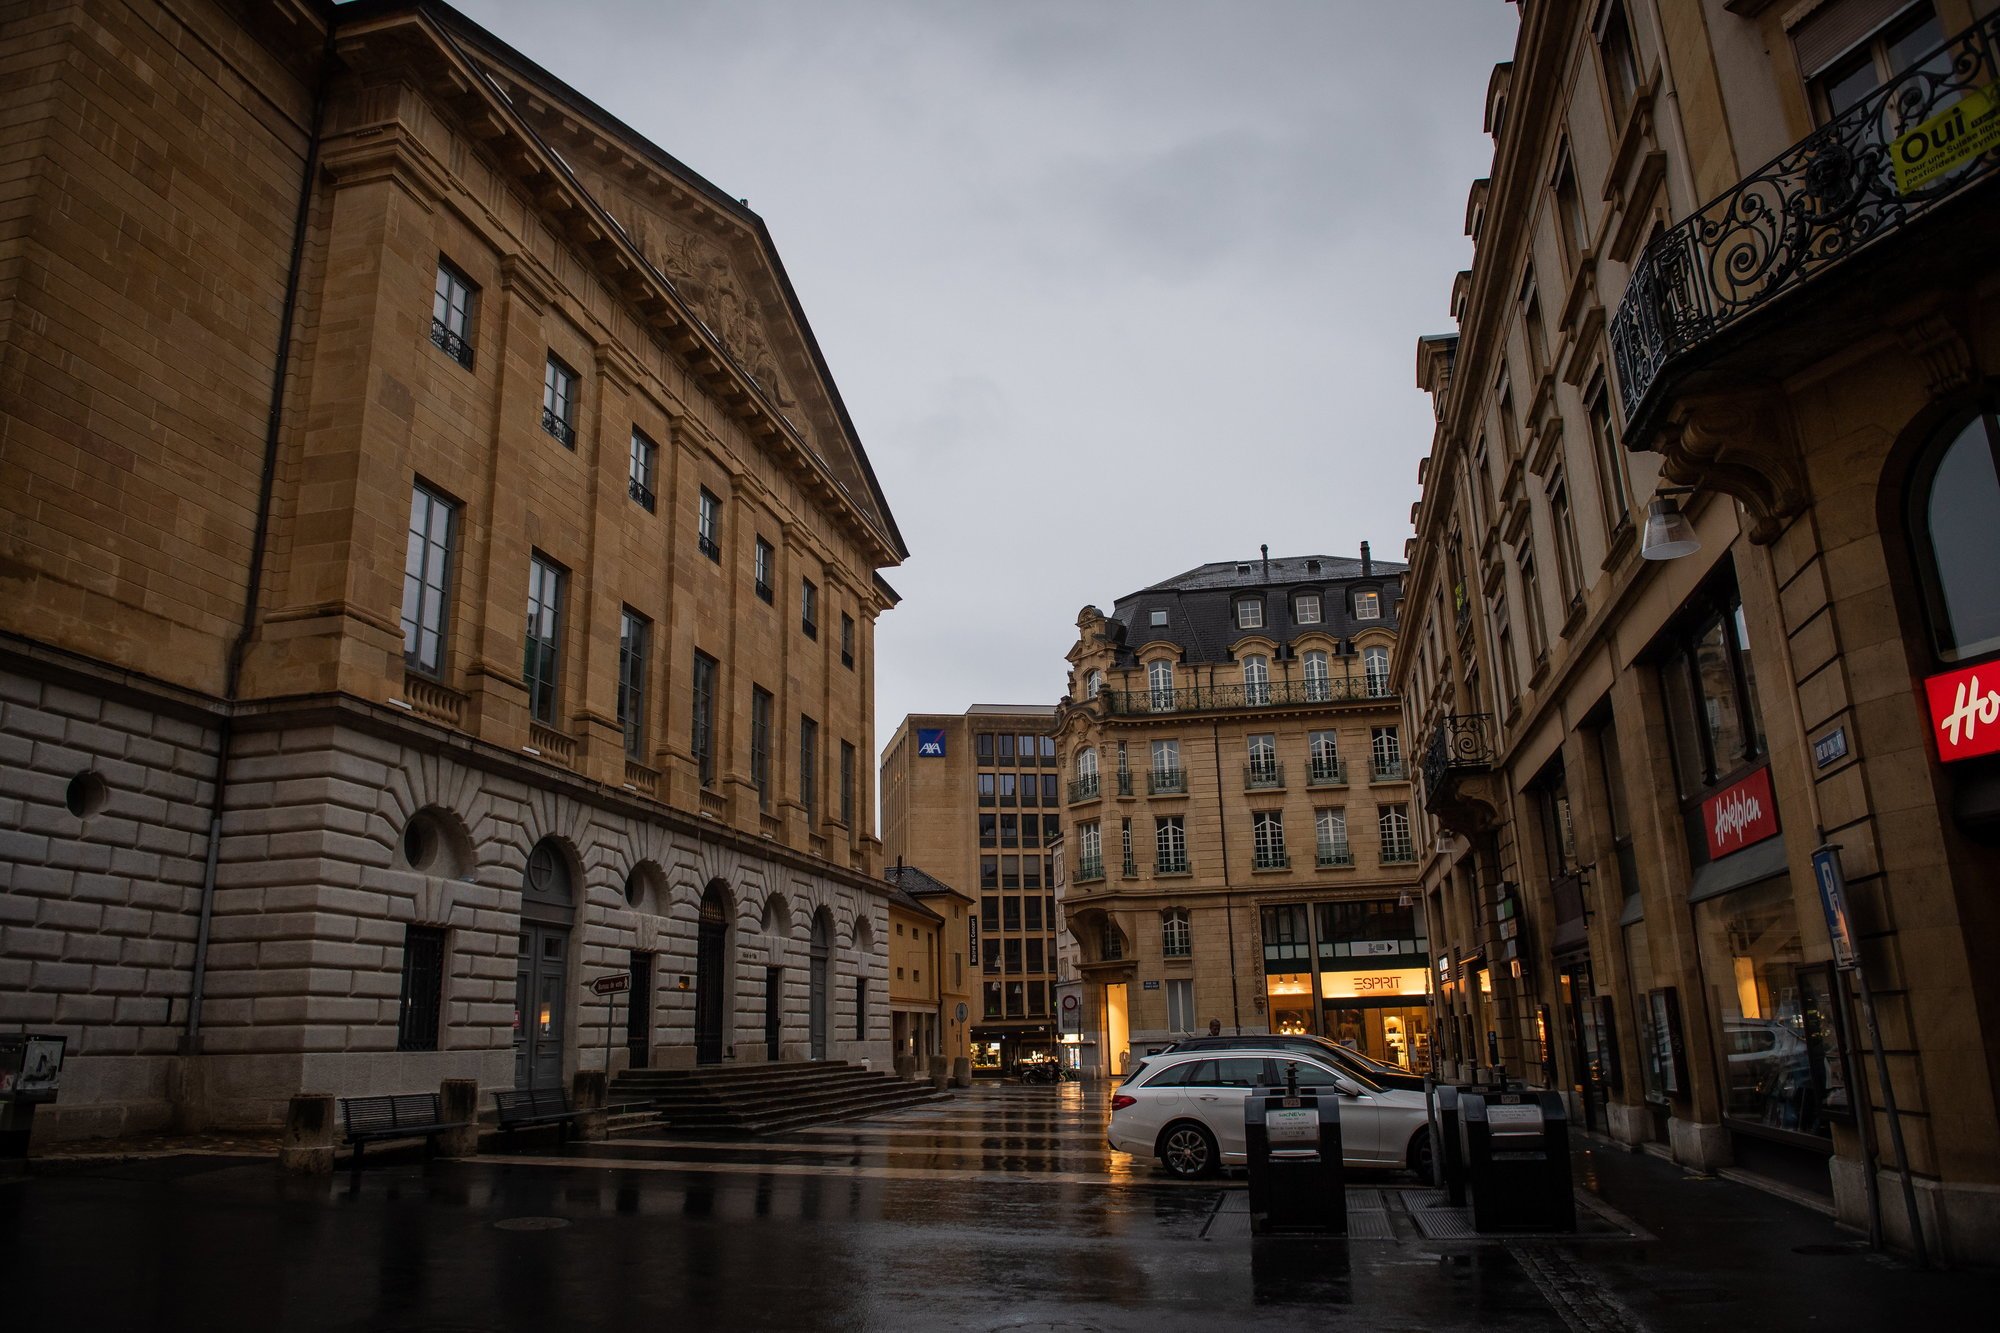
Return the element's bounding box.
[493,1087,584,1146]
[338,1093,467,1181]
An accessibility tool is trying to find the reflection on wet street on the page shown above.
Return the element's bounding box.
[0,1081,1570,1332]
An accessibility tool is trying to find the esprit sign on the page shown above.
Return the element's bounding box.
[1701,765,1780,859]
[1924,662,2000,763]
[1320,967,1429,999]
[916,728,947,758]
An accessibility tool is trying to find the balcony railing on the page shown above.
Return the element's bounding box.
[1075,856,1105,884]
[1121,857,1139,878]
[1156,853,1190,875]
[1148,767,1187,795]
[698,533,721,562]
[1371,758,1406,783]
[429,318,474,370]
[1116,771,1133,796]
[1609,12,2000,438]
[1068,774,1101,803]
[1421,712,1498,796]
[1316,844,1354,868]
[540,406,575,448]
[1381,841,1417,865]
[1102,675,1396,716]
[1307,756,1346,787]
[1253,849,1290,871]
[628,476,655,512]
[1245,762,1284,790]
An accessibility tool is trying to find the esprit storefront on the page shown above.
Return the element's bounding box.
[1649,577,1852,1192]
[1259,899,1432,1071]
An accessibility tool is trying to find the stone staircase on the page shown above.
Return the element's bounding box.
[607,1060,949,1135]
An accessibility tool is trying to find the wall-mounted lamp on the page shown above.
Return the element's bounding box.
[1639,486,1700,561]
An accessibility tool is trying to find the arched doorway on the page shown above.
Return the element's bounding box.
[516,838,574,1088]
[695,881,731,1065]
[809,909,833,1061]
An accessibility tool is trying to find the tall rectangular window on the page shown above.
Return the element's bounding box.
[541,354,577,447]
[801,578,818,639]
[1316,808,1350,865]
[1371,726,1403,780]
[628,430,657,512]
[430,259,476,369]
[395,925,446,1051]
[1155,815,1187,873]
[523,554,565,725]
[800,715,819,821]
[402,482,456,675]
[692,651,718,786]
[754,537,775,602]
[1598,0,1640,122]
[1253,810,1286,869]
[840,740,856,828]
[1553,149,1588,269]
[1587,379,1631,537]
[1379,804,1414,863]
[617,609,650,759]
[1166,977,1194,1033]
[1550,469,1586,610]
[1520,272,1548,378]
[1519,546,1549,662]
[698,487,722,561]
[840,613,855,668]
[750,685,773,809]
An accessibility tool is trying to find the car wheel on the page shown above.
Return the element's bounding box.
[1159,1121,1219,1180]
[1408,1128,1436,1186]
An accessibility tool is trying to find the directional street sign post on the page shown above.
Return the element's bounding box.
[592,973,631,1077]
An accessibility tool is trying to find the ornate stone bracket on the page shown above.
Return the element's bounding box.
[1653,386,1810,544]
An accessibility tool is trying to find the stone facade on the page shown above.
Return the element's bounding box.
[1401,0,2000,1265]
[0,0,904,1137]
[1054,554,1427,1077]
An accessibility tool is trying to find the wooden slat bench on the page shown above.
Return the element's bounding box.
[493,1087,584,1146]
[338,1093,467,1181]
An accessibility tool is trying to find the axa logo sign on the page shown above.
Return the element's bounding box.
[1701,765,1780,860]
[916,728,947,758]
[1925,663,2000,763]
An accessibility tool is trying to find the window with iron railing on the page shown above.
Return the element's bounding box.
[431,259,476,370]
[1252,810,1287,870]
[1162,909,1191,958]
[628,429,657,512]
[541,355,577,447]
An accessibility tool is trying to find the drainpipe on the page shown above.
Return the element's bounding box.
[184,35,334,1055]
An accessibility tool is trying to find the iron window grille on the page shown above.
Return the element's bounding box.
[395,925,446,1051]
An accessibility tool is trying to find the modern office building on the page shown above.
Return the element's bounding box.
[880,706,1062,1072]
[1053,551,1426,1077]
[0,0,905,1137]
[1400,0,2000,1264]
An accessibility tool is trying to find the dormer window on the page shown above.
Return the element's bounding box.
[1295,594,1322,625]
[1355,591,1382,621]
[1149,609,1168,628]
[1236,599,1264,630]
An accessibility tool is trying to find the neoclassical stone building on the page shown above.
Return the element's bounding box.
[0,0,906,1137]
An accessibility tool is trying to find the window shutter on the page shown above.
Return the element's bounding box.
[1788,0,1922,76]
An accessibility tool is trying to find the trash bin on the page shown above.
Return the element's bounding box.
[1460,1090,1575,1232]
[1244,1078,1345,1236]
[1433,1084,1468,1206]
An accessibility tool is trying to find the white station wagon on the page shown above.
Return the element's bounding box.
[1106,1048,1434,1181]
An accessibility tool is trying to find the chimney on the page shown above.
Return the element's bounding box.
[1360,541,1372,576]
[1260,544,1270,580]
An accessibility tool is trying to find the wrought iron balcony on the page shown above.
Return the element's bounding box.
[540,406,575,448]
[1148,767,1187,795]
[1609,12,2000,440]
[1245,762,1284,791]
[1116,771,1133,797]
[1317,844,1354,868]
[1068,774,1101,803]
[1074,856,1105,884]
[755,579,774,604]
[1156,853,1190,876]
[628,476,655,512]
[429,318,474,370]
[698,533,721,562]
[1380,841,1418,865]
[1307,757,1346,787]
[1371,758,1406,783]
[1121,857,1139,878]
[1421,713,1497,794]
[1102,675,1397,716]
[1253,849,1290,871]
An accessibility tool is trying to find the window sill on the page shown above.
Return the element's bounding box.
[1559,595,1589,640]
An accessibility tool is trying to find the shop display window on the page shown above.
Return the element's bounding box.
[1694,877,1831,1140]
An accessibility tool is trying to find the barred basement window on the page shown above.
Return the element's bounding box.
[396,926,446,1051]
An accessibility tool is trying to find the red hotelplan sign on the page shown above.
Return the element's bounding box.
[1702,765,1780,860]
[1925,661,2000,763]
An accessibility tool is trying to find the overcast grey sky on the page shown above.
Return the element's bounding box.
[456,0,1520,749]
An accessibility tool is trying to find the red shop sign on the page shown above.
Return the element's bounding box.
[1702,765,1780,860]
[1924,661,2000,763]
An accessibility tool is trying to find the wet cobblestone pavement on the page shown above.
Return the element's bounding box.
[0,1082,1987,1331]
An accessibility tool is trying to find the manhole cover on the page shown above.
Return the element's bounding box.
[1792,1242,1867,1255]
[493,1216,570,1232]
